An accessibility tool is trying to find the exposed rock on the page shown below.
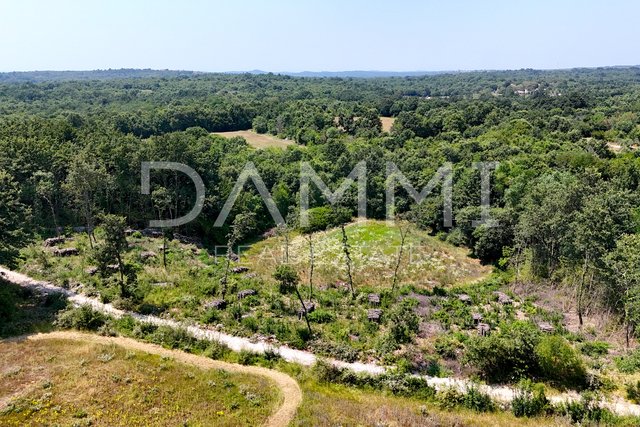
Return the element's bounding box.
[472,313,484,324]
[298,302,316,319]
[367,309,383,322]
[206,300,227,310]
[368,293,381,305]
[477,322,491,336]
[124,228,139,236]
[231,266,249,274]
[151,282,172,288]
[84,266,98,276]
[538,322,554,333]
[493,291,513,305]
[53,247,79,257]
[262,228,277,239]
[140,251,157,260]
[174,233,202,246]
[237,289,257,299]
[458,294,472,304]
[44,236,66,247]
[142,228,163,238]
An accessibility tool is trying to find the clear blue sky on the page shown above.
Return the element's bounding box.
[1,0,638,72]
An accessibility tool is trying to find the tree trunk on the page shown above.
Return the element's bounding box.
[295,286,312,335]
[392,227,407,293]
[307,235,314,302]
[340,223,355,299]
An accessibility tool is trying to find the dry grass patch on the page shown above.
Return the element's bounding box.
[213,130,295,149]
[0,337,279,426]
[380,117,396,133]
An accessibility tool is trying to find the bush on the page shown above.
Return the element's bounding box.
[464,321,541,383]
[311,340,359,363]
[512,379,549,417]
[308,309,335,324]
[434,334,463,360]
[55,305,107,331]
[0,283,17,321]
[615,348,640,373]
[436,384,495,412]
[555,391,613,424]
[626,381,640,404]
[580,341,610,357]
[535,335,586,389]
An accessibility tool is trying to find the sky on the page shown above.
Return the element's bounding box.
[0,0,638,72]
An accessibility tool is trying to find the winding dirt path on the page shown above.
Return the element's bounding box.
[3,266,640,417]
[5,331,302,427]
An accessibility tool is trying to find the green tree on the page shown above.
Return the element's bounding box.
[94,214,129,296]
[273,264,311,335]
[64,152,109,248]
[33,170,60,236]
[605,234,640,347]
[0,170,31,267]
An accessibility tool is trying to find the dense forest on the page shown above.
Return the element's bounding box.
[3,66,640,343]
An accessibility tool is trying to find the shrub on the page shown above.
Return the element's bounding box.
[512,379,549,417]
[535,335,586,389]
[55,305,107,331]
[434,334,463,360]
[436,384,495,412]
[555,391,613,424]
[387,299,420,344]
[203,341,231,360]
[308,309,335,324]
[311,340,359,363]
[615,348,640,373]
[0,283,17,321]
[464,321,541,383]
[580,341,610,357]
[626,381,640,404]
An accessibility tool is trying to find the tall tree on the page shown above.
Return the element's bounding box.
[605,234,640,348]
[94,214,129,296]
[33,171,60,236]
[64,152,109,248]
[0,170,31,267]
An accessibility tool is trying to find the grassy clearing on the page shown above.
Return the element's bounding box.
[0,337,278,426]
[380,116,395,133]
[213,130,295,149]
[243,220,491,289]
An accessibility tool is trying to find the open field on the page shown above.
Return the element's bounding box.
[213,130,295,149]
[243,220,491,289]
[0,332,283,426]
[380,116,396,132]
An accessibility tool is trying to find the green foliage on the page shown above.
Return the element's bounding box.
[511,379,549,417]
[435,385,495,413]
[56,305,107,331]
[0,170,31,266]
[580,341,610,357]
[535,335,587,389]
[615,348,640,374]
[464,321,541,383]
[626,381,640,404]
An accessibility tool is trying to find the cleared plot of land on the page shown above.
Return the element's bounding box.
[213,130,295,149]
[244,220,491,289]
[380,117,396,133]
[0,332,283,426]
